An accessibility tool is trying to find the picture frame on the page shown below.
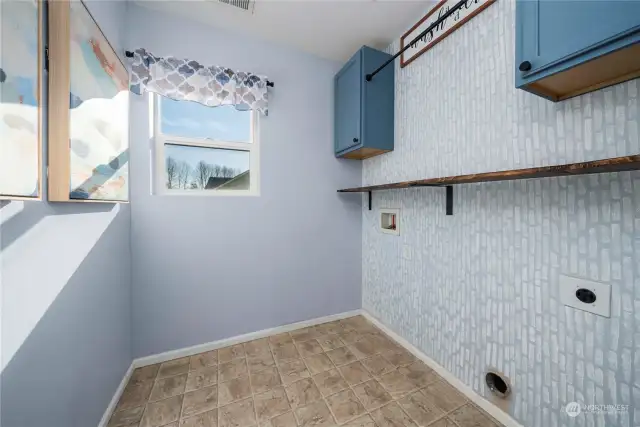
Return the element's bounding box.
[400,0,496,68]
[0,0,43,200]
[48,0,129,203]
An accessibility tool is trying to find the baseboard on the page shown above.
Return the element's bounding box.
[132,310,362,369]
[98,362,134,427]
[360,310,524,427]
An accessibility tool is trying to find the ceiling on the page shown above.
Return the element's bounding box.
[133,0,431,62]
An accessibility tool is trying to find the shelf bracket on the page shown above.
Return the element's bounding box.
[446,186,453,216]
[368,191,372,211]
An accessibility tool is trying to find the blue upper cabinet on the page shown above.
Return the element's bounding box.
[516,0,640,101]
[335,46,394,160]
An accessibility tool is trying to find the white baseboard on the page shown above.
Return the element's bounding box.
[360,310,523,427]
[132,310,362,369]
[98,362,134,427]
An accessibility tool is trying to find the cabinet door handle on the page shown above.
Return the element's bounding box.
[519,61,532,72]
[353,137,359,143]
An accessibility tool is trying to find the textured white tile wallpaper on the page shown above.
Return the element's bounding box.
[362,2,640,427]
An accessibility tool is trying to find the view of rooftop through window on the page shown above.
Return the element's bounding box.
[160,97,252,191]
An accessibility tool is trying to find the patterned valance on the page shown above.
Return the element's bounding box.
[128,48,269,115]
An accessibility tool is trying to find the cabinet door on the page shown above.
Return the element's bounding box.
[517,0,640,75]
[335,54,361,154]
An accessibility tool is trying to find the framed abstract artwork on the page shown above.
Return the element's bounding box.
[49,0,129,203]
[0,0,42,200]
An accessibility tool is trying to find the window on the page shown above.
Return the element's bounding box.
[153,94,259,195]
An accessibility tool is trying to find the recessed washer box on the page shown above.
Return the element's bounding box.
[380,208,399,236]
[559,275,611,317]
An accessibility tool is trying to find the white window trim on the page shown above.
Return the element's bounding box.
[151,93,260,197]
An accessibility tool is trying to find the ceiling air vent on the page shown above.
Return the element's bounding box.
[216,0,255,13]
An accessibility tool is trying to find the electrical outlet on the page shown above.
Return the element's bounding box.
[559,275,611,318]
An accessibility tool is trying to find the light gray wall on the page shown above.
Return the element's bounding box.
[0,2,132,426]
[126,4,362,358]
[363,2,639,427]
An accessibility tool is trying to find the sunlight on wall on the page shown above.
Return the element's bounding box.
[0,203,120,371]
[0,202,25,225]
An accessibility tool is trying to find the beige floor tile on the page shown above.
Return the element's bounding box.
[249,352,277,373]
[353,324,380,335]
[448,404,500,427]
[326,347,357,366]
[340,316,369,330]
[342,414,377,427]
[219,344,246,363]
[108,406,144,427]
[353,380,392,411]
[427,418,457,427]
[159,358,191,379]
[245,338,271,358]
[370,402,417,427]
[190,351,218,371]
[313,369,349,396]
[339,361,373,386]
[368,334,399,353]
[140,395,183,427]
[294,400,335,427]
[251,367,282,393]
[361,355,395,377]
[265,411,297,427]
[325,389,366,424]
[186,366,218,392]
[314,321,345,336]
[421,381,467,412]
[182,385,218,419]
[254,386,292,423]
[220,359,249,382]
[297,340,324,357]
[378,370,418,400]
[290,327,320,343]
[285,378,322,408]
[316,334,345,351]
[398,391,445,427]
[149,373,187,402]
[116,381,154,411]
[304,353,333,375]
[270,333,294,348]
[273,343,301,364]
[337,330,363,345]
[129,365,160,386]
[348,338,378,360]
[397,363,438,388]
[180,409,218,427]
[219,398,257,427]
[278,359,310,385]
[219,376,252,405]
[381,349,415,368]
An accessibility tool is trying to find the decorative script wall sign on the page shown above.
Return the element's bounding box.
[400,0,496,67]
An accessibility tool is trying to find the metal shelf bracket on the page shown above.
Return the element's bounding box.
[446,186,453,216]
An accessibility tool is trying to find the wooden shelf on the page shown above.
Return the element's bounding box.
[338,155,640,215]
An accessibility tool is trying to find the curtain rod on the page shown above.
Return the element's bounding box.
[366,0,468,82]
[124,50,275,88]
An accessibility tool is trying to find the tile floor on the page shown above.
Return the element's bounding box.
[108,315,505,427]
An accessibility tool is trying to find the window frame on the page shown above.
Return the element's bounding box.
[152,94,260,197]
